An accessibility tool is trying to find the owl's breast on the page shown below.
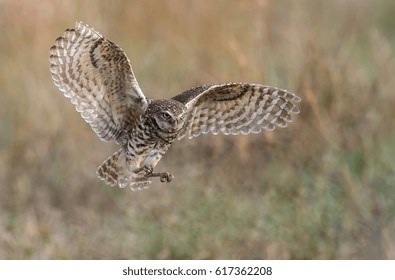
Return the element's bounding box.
[141,141,171,168]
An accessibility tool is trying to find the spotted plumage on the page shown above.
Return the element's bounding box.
[49,22,301,190]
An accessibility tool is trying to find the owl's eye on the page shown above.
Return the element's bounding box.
[162,112,171,119]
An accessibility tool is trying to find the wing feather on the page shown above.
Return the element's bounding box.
[49,21,148,142]
[172,83,301,139]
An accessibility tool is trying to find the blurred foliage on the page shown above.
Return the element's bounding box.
[1,0,395,259]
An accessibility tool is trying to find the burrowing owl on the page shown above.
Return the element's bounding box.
[49,22,301,190]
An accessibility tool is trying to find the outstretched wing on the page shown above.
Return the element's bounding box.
[172,83,301,139]
[49,21,148,142]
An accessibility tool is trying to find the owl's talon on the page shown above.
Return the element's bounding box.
[159,172,174,183]
[144,166,153,175]
[147,171,174,183]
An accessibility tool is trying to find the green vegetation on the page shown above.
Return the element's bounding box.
[0,0,394,259]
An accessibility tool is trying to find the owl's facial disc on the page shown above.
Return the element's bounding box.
[155,110,186,133]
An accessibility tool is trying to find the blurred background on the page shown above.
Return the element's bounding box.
[1,0,395,259]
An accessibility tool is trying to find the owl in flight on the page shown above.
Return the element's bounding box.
[49,22,301,190]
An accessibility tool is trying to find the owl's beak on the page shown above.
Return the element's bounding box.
[172,120,179,129]
[172,119,183,131]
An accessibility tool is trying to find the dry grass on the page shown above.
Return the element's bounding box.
[1,0,395,259]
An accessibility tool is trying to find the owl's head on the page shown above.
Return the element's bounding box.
[146,99,187,134]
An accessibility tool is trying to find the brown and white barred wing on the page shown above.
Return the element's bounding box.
[49,21,148,143]
[172,83,301,139]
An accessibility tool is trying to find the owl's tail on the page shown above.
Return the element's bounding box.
[96,148,128,187]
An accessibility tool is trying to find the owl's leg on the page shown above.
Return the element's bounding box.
[133,165,153,176]
[132,165,173,183]
[148,172,174,183]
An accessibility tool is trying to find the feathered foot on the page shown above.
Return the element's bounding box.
[133,166,174,183]
[133,165,174,186]
[149,172,174,183]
